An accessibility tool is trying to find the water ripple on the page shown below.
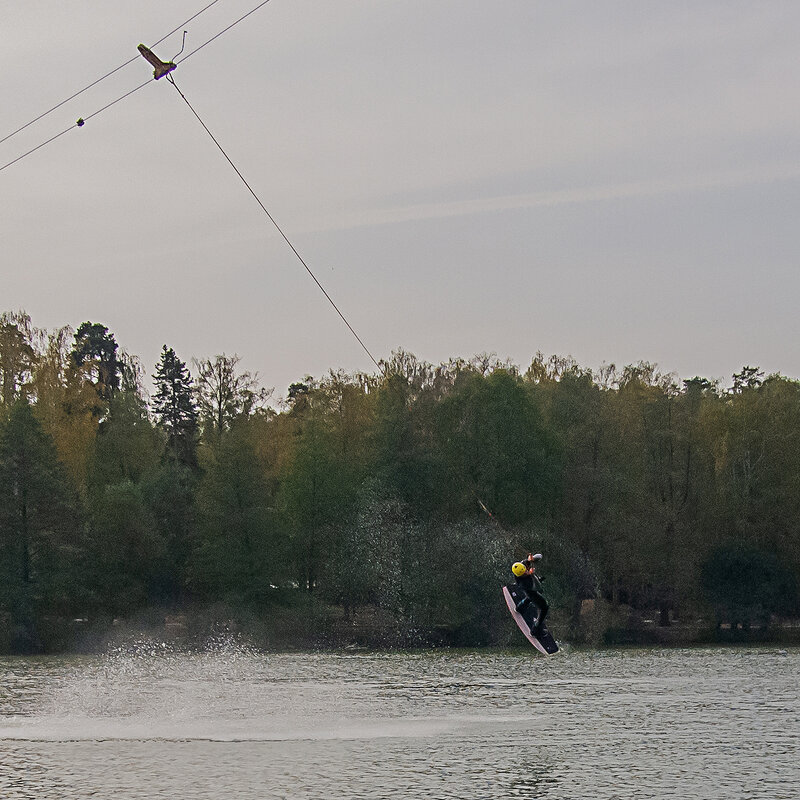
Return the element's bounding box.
[1,645,798,799]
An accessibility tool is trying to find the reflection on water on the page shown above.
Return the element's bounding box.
[0,641,798,799]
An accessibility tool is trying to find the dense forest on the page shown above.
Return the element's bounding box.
[1,310,798,653]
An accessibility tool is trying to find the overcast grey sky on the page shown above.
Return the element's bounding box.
[3,0,800,399]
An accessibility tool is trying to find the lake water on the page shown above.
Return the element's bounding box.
[0,640,797,799]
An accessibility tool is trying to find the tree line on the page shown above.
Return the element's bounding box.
[1,310,798,652]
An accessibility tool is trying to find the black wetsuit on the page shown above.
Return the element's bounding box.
[514,571,549,630]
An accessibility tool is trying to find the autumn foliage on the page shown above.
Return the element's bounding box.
[1,312,798,652]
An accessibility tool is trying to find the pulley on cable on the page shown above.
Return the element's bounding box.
[138,32,187,81]
[137,44,178,80]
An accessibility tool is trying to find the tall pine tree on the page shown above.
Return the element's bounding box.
[71,322,120,405]
[152,346,199,467]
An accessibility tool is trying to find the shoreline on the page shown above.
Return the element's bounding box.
[3,602,800,656]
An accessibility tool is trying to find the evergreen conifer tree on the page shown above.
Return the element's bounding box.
[71,322,120,404]
[152,346,199,467]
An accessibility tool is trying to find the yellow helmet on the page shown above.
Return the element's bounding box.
[511,562,527,577]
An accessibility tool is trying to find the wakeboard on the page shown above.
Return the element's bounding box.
[503,584,559,655]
